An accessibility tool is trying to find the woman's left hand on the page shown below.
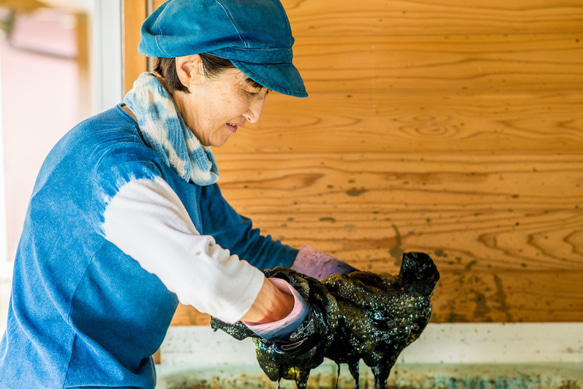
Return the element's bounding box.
[292,246,358,280]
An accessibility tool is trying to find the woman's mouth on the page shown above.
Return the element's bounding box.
[226,123,238,133]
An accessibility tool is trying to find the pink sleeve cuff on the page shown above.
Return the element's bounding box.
[242,278,308,339]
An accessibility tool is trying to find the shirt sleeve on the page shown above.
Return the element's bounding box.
[98,174,265,324]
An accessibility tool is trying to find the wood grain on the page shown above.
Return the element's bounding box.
[283,0,583,36]
[291,35,583,93]
[76,12,91,119]
[220,92,583,153]
[122,0,147,94]
[213,152,583,271]
[433,270,583,322]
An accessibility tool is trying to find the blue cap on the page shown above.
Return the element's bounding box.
[138,0,307,98]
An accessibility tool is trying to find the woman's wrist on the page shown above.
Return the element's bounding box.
[243,278,308,339]
[241,277,295,324]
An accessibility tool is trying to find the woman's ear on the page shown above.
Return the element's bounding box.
[175,54,204,89]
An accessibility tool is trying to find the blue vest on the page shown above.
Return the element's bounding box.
[0,105,298,388]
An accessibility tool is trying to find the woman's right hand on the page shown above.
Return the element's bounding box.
[242,278,309,340]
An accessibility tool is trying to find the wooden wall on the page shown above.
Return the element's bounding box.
[123,0,583,324]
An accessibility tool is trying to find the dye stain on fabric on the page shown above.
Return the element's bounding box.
[211,252,440,389]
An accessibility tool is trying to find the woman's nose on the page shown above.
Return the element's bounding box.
[243,96,266,124]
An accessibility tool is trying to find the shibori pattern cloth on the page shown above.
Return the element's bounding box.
[124,72,220,186]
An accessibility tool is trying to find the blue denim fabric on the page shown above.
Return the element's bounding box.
[138,0,307,97]
[0,105,298,388]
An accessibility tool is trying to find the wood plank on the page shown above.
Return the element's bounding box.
[282,0,583,36]
[122,0,147,94]
[290,34,583,94]
[75,12,91,119]
[219,92,583,153]
[210,152,583,272]
[211,209,583,272]
[172,270,583,325]
[432,270,583,322]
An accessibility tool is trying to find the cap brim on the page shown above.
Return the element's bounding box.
[231,60,308,98]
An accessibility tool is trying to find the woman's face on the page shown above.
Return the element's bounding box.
[173,56,269,147]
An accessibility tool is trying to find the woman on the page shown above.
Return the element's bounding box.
[0,0,355,387]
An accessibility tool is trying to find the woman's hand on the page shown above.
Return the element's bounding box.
[241,277,296,324]
[292,246,358,280]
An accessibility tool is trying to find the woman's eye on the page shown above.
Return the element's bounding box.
[244,87,268,98]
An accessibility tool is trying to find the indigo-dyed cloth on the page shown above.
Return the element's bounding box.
[124,72,219,185]
[0,104,298,388]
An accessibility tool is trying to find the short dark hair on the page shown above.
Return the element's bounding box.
[154,53,236,93]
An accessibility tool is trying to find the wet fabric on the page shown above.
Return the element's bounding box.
[212,252,440,389]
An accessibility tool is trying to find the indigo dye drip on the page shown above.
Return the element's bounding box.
[211,252,439,389]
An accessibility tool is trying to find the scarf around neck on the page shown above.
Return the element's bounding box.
[124,72,220,186]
